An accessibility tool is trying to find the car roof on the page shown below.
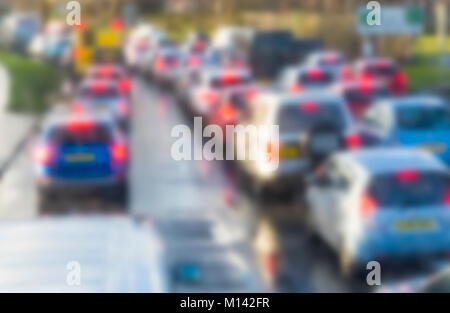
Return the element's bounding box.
[203,67,251,78]
[382,95,445,109]
[0,217,168,292]
[44,112,116,128]
[332,79,387,91]
[80,79,120,90]
[337,148,447,175]
[268,90,345,106]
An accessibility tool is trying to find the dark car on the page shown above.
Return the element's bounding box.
[34,114,128,212]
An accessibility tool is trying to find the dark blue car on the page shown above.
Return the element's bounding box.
[33,114,128,210]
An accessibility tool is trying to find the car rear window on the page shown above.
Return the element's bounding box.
[92,72,121,80]
[82,87,119,98]
[299,70,334,87]
[344,87,389,103]
[319,55,345,67]
[397,106,450,130]
[366,62,398,76]
[368,172,450,208]
[48,123,113,145]
[277,103,346,133]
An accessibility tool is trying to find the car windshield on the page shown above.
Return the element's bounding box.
[277,103,346,133]
[344,87,389,103]
[319,56,345,67]
[82,87,119,99]
[369,172,450,208]
[299,71,334,87]
[48,123,113,145]
[366,63,398,76]
[91,72,122,80]
[397,106,450,130]
[211,75,252,88]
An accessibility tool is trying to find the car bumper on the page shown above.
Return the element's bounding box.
[355,230,450,263]
[37,176,126,193]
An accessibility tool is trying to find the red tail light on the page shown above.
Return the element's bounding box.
[341,65,353,81]
[444,190,450,205]
[221,104,237,121]
[394,72,407,85]
[245,89,257,100]
[110,18,123,30]
[67,120,94,131]
[300,101,318,112]
[92,82,107,93]
[119,79,131,93]
[345,134,361,149]
[307,68,324,80]
[201,91,219,104]
[188,56,201,67]
[155,59,166,71]
[395,170,420,182]
[72,102,84,113]
[221,73,239,84]
[290,83,303,93]
[323,54,337,64]
[360,193,377,217]
[34,144,53,165]
[110,143,128,163]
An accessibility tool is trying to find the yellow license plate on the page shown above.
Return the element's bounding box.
[280,146,299,159]
[419,143,446,153]
[394,219,436,231]
[65,154,95,162]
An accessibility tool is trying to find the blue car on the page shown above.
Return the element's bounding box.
[359,95,450,165]
[33,114,128,211]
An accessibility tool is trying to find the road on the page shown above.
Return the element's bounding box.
[1,75,437,292]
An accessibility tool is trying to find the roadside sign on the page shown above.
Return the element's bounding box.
[357,5,424,35]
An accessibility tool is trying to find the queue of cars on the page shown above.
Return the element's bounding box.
[123,23,450,278]
[34,63,132,213]
[28,19,450,281]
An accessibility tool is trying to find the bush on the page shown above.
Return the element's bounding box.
[0,51,61,113]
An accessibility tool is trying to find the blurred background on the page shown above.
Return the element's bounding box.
[0,0,450,293]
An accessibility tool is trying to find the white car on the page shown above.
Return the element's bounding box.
[277,65,339,93]
[187,67,254,116]
[235,91,357,195]
[306,148,450,275]
[303,50,348,72]
[0,217,169,292]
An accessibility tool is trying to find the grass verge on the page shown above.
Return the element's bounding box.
[0,51,61,113]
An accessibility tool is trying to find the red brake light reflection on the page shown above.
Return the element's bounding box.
[345,134,361,150]
[395,170,420,182]
[300,102,318,112]
[307,68,324,80]
[444,191,450,205]
[67,120,94,131]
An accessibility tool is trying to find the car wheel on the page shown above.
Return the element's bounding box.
[38,191,52,215]
[111,182,128,211]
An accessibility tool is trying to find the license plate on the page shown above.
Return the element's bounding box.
[280,146,299,159]
[418,143,446,153]
[394,219,436,231]
[64,153,95,163]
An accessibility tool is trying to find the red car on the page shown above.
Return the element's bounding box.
[353,58,408,95]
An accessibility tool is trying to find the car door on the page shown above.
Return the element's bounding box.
[320,160,352,248]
